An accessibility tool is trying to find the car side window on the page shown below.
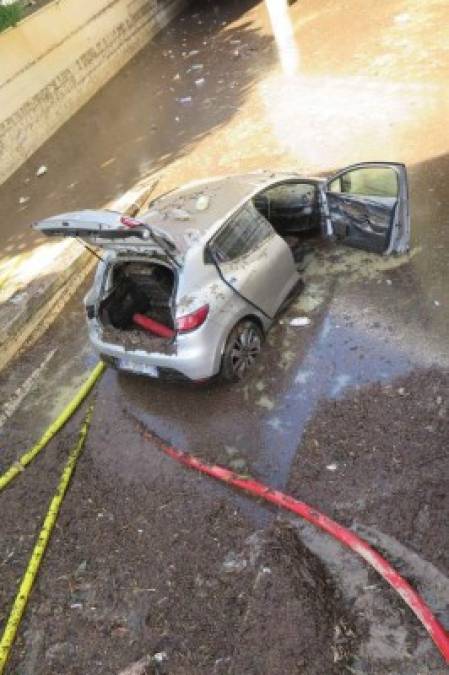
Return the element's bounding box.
[211,203,274,262]
[328,167,399,198]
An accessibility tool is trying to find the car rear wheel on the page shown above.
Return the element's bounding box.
[221,319,263,382]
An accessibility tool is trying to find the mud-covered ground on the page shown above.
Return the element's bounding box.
[1,369,447,674]
[1,420,359,675]
[288,368,449,673]
[288,369,449,575]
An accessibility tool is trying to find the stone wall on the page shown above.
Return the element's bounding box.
[0,0,187,184]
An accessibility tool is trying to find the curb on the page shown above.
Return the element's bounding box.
[0,180,158,373]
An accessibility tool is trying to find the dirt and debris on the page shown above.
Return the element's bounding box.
[287,368,449,575]
[2,422,359,675]
[290,316,311,327]
[220,523,358,674]
[287,368,449,670]
[100,325,175,355]
[3,363,447,673]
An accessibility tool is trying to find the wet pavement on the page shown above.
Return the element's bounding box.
[1,0,449,672]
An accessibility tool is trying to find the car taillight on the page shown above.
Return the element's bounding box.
[176,305,209,333]
[120,216,142,228]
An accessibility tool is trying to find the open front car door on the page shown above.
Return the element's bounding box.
[323,162,410,254]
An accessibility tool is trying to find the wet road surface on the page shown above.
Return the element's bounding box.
[1,0,449,672]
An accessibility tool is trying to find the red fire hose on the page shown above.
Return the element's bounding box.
[141,428,449,664]
[133,313,175,339]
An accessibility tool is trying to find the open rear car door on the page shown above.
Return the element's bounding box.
[323,162,410,254]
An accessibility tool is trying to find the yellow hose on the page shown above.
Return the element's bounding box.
[0,405,94,674]
[0,361,105,491]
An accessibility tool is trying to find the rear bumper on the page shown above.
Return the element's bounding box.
[100,353,194,381]
[89,318,224,381]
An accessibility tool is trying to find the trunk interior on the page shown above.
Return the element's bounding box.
[99,260,176,351]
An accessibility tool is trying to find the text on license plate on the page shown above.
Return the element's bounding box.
[119,359,158,377]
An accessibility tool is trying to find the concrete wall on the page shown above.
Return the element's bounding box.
[0,0,187,185]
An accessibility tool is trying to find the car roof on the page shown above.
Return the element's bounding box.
[140,172,300,252]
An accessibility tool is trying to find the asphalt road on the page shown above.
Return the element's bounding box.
[1,0,449,672]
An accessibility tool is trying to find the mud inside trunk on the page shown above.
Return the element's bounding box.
[99,260,176,351]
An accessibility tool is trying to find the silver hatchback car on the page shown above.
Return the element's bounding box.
[34,163,410,382]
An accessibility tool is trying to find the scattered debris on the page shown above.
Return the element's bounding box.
[170,208,191,221]
[182,228,201,244]
[118,655,152,675]
[154,651,168,665]
[19,196,30,205]
[7,291,27,305]
[195,194,210,211]
[229,458,248,473]
[45,641,75,663]
[74,560,87,578]
[257,395,275,411]
[222,551,248,573]
[290,316,311,327]
[100,157,116,168]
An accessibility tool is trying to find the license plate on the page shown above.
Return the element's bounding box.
[119,359,158,378]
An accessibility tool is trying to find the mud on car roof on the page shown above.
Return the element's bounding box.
[141,173,298,253]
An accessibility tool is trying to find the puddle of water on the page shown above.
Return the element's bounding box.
[256,307,414,490]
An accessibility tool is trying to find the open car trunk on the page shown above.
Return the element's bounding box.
[99,260,176,352]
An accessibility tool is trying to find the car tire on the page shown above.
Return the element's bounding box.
[220,319,264,383]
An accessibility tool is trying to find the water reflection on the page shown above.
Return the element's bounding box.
[264,0,300,75]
